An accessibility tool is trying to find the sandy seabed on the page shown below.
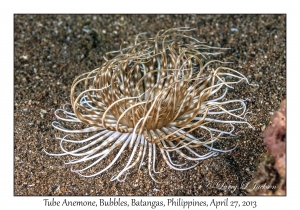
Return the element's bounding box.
[14,14,286,196]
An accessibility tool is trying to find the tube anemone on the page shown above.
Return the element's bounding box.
[44,27,253,182]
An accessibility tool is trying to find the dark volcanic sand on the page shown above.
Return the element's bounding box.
[14,14,286,196]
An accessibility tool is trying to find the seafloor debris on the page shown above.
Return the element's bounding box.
[263,100,286,179]
[248,100,286,195]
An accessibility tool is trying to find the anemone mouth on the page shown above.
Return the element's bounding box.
[45,27,253,182]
